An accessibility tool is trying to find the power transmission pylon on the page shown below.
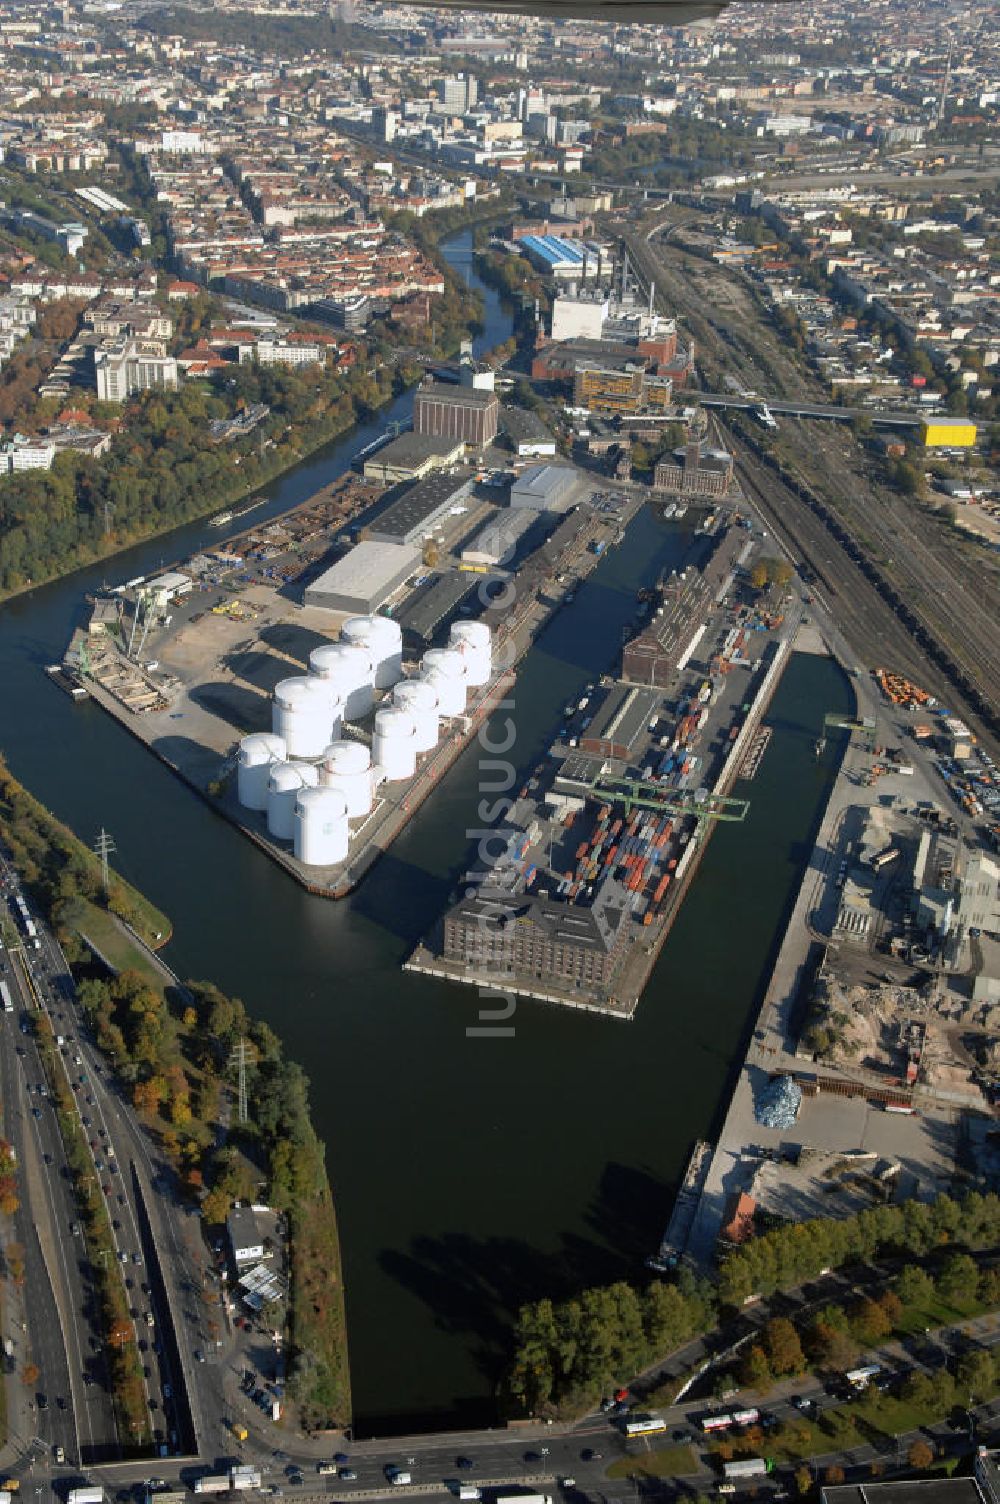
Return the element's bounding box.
[93,829,116,894]
[229,1038,255,1126]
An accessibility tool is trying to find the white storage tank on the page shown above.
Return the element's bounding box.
[266,761,320,841]
[449,621,492,687]
[272,677,339,759]
[293,786,349,867]
[237,733,287,811]
[393,679,439,753]
[309,642,375,721]
[319,741,373,818]
[341,616,404,690]
[372,707,418,782]
[421,647,469,714]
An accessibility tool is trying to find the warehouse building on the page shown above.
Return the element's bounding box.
[413,380,499,448]
[304,540,421,614]
[367,471,472,546]
[461,507,538,569]
[622,528,744,688]
[363,432,465,485]
[654,443,734,498]
[580,684,660,762]
[397,572,478,643]
[510,463,577,512]
[442,887,626,989]
[502,405,557,458]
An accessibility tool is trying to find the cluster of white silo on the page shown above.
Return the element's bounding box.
[234,613,491,867]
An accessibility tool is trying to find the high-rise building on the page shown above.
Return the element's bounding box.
[94,337,179,402]
[438,74,478,113]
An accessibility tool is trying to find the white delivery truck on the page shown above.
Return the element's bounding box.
[68,1490,105,1504]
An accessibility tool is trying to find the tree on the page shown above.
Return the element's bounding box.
[850,1296,892,1346]
[956,1347,994,1400]
[750,561,769,591]
[740,1344,772,1390]
[824,1466,845,1486]
[21,1362,39,1385]
[764,1316,805,1376]
[794,1465,813,1497]
[937,1253,978,1306]
[807,1317,859,1372]
[908,1440,935,1470]
[896,1264,934,1309]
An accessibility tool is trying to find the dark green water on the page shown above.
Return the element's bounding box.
[0,233,851,1433]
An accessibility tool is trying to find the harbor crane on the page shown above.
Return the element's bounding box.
[815,713,876,758]
[585,772,750,825]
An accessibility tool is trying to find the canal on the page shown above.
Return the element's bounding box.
[0,232,852,1434]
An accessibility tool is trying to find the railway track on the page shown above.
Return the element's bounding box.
[728,427,1000,750]
[627,229,1000,747]
[776,422,1000,717]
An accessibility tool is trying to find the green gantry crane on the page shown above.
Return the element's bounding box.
[585,772,750,824]
[816,712,876,756]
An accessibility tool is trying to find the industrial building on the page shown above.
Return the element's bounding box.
[366,471,472,546]
[573,360,673,414]
[510,464,577,512]
[921,418,977,449]
[442,887,626,988]
[397,572,478,643]
[362,432,465,485]
[550,290,610,342]
[413,380,499,448]
[461,508,538,568]
[304,539,421,614]
[518,235,614,281]
[502,406,557,458]
[622,528,746,688]
[654,443,735,498]
[579,684,661,762]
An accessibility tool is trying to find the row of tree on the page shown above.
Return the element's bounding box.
[508,1194,1000,1417]
[717,1192,1000,1306]
[739,1254,999,1392]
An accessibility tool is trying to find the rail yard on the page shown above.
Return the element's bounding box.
[620,227,1000,754]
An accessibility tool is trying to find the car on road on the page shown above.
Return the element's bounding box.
[119,1251,128,1263]
[193,1350,205,1363]
[133,1252,143,1265]
[162,1383,171,1399]
[70,1222,80,1236]
[339,1472,356,1482]
[580,1450,602,1462]
[456,1459,474,1470]
[31,1107,41,1118]
[36,1393,47,1410]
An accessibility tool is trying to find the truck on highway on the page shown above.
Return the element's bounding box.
[230,1469,261,1492]
[146,1491,186,1504]
[68,1489,105,1504]
[194,1478,232,1495]
[722,1460,773,1481]
[0,981,13,1014]
[495,1496,552,1504]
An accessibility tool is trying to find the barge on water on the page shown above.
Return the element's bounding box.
[45,664,89,701]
